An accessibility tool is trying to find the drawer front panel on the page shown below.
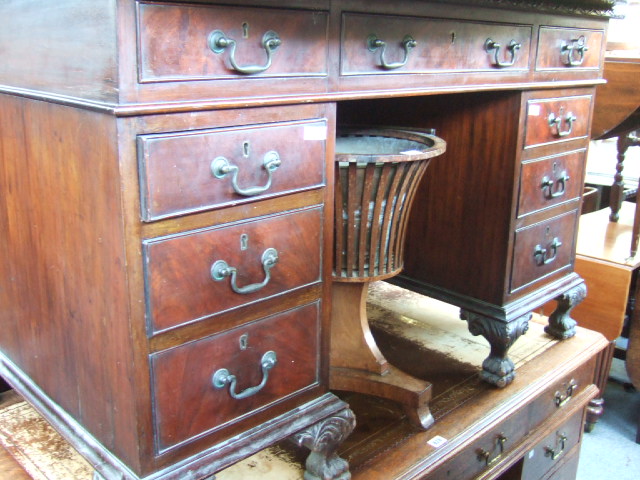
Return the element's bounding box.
[518,150,586,218]
[510,210,578,293]
[151,302,320,452]
[428,358,593,480]
[536,27,604,72]
[137,2,329,82]
[524,95,592,148]
[341,14,531,75]
[144,207,322,333]
[528,359,594,435]
[139,119,327,221]
[521,409,584,480]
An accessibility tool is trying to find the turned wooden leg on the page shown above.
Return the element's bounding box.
[545,282,587,340]
[461,310,531,388]
[290,408,356,480]
[330,282,434,430]
[609,133,634,223]
[585,341,615,432]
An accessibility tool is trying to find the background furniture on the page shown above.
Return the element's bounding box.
[590,56,640,255]
[0,1,612,479]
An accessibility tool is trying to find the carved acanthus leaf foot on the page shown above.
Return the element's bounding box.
[461,310,531,388]
[290,408,356,480]
[545,282,586,340]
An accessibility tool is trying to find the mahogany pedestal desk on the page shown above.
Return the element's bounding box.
[0,1,611,479]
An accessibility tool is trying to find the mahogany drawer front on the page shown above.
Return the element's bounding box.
[151,301,320,453]
[428,357,594,480]
[510,210,578,293]
[137,2,329,83]
[521,409,584,480]
[527,358,594,437]
[524,95,592,148]
[138,119,327,221]
[340,13,532,75]
[517,150,586,218]
[144,207,322,333]
[535,27,604,72]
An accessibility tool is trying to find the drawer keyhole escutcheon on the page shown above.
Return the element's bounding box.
[562,35,588,66]
[476,433,507,466]
[239,333,249,350]
[544,432,567,460]
[554,379,578,407]
[485,38,521,68]
[367,34,417,70]
[211,150,281,196]
[211,247,279,295]
[208,29,281,75]
[212,351,278,400]
[548,109,577,137]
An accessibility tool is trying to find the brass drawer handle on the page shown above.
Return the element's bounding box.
[485,38,521,68]
[562,36,589,67]
[541,170,570,199]
[544,432,567,460]
[212,351,278,400]
[208,29,281,75]
[554,379,578,407]
[548,110,577,137]
[367,34,417,70]
[534,237,562,266]
[211,151,281,196]
[211,247,279,295]
[477,433,508,467]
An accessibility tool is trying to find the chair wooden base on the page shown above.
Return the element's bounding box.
[329,282,434,430]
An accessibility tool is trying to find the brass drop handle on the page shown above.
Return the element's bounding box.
[562,36,589,66]
[544,432,567,460]
[367,34,417,70]
[548,111,577,137]
[211,151,281,196]
[541,171,570,199]
[211,247,279,295]
[477,433,507,466]
[485,38,521,68]
[554,379,578,407]
[534,237,562,266]
[212,351,277,400]
[208,29,281,75]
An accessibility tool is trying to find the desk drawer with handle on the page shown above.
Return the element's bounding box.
[143,206,322,333]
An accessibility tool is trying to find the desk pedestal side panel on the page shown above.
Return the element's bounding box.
[0,95,142,470]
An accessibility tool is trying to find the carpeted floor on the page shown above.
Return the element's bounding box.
[576,357,640,479]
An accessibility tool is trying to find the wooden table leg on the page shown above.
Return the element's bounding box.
[330,282,434,430]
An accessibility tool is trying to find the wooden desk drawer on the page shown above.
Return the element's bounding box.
[427,355,593,480]
[144,207,322,333]
[138,119,327,221]
[524,95,592,148]
[137,2,328,83]
[536,27,604,72]
[510,210,578,293]
[518,150,586,218]
[340,14,531,75]
[151,302,320,453]
[521,409,584,480]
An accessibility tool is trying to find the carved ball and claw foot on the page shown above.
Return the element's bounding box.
[545,283,586,340]
[461,310,531,388]
[290,408,356,480]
